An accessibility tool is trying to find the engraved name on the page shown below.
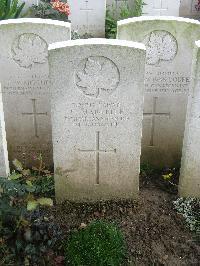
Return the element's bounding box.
[65,102,130,127]
[145,71,190,93]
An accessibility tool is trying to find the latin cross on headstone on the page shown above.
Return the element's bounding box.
[22,99,47,138]
[79,131,116,184]
[80,0,93,31]
[153,0,168,15]
[144,97,170,147]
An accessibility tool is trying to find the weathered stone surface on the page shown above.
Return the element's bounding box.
[179,41,200,197]
[0,18,71,168]
[117,17,200,167]
[0,84,9,177]
[68,0,106,37]
[143,0,180,16]
[49,39,146,202]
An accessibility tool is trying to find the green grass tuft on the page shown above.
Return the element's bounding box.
[65,220,127,266]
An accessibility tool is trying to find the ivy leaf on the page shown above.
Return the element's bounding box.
[37,197,53,207]
[26,180,33,187]
[12,159,23,172]
[27,200,38,211]
[9,172,22,180]
[22,169,31,176]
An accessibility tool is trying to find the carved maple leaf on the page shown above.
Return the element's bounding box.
[145,31,177,65]
[12,34,48,69]
[76,58,119,98]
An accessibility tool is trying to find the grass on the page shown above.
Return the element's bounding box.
[65,220,127,266]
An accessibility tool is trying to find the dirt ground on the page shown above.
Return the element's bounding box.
[49,174,200,265]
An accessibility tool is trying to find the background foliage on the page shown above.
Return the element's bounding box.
[0,0,25,20]
[106,0,145,38]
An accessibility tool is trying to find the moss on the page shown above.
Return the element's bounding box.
[64,220,127,266]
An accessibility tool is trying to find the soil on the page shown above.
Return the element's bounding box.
[48,173,200,266]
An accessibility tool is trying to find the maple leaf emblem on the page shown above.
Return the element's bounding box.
[12,33,48,69]
[76,57,119,98]
[145,31,178,65]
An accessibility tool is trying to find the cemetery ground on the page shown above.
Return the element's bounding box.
[0,159,199,265]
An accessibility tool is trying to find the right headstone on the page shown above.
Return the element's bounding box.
[117,17,200,167]
[180,0,200,19]
[143,0,180,16]
[179,41,200,197]
[49,39,146,202]
[0,84,9,177]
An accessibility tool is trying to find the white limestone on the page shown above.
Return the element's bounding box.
[49,39,146,202]
[117,16,200,167]
[0,18,71,168]
[0,84,9,177]
[179,40,200,197]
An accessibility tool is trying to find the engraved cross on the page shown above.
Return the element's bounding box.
[22,99,47,138]
[80,0,93,30]
[143,97,170,147]
[153,0,168,15]
[79,131,116,184]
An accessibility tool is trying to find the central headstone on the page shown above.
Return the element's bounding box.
[68,0,106,37]
[0,19,71,168]
[49,39,146,202]
[117,17,200,167]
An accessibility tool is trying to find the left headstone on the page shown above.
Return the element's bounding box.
[0,84,9,177]
[0,18,71,168]
[49,39,146,202]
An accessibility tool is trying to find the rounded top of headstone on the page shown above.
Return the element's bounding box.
[48,38,146,51]
[118,16,200,27]
[0,18,71,29]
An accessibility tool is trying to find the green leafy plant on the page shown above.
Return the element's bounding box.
[0,157,57,264]
[106,0,146,38]
[28,0,69,21]
[65,220,127,266]
[173,197,200,234]
[119,0,145,19]
[105,9,117,39]
[0,0,25,20]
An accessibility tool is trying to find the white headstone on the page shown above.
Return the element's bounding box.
[49,39,146,202]
[0,84,9,177]
[68,0,106,37]
[180,0,200,19]
[143,0,180,16]
[117,17,200,167]
[0,18,71,168]
[179,41,200,197]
